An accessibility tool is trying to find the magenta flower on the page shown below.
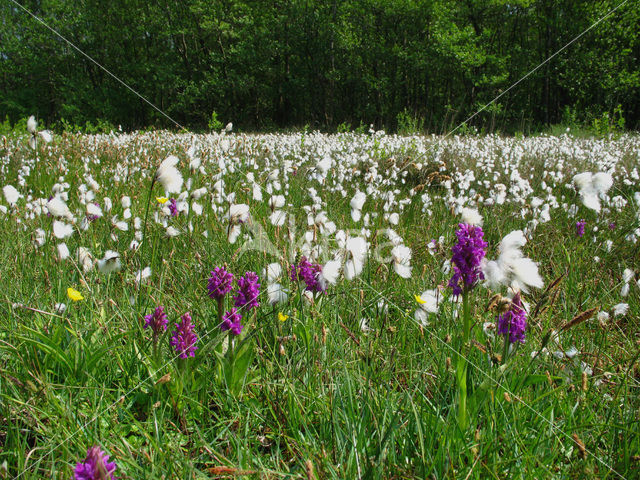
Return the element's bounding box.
[170,312,198,358]
[497,292,527,344]
[576,219,586,237]
[221,307,244,336]
[448,223,487,296]
[168,198,179,217]
[143,306,168,334]
[233,272,261,310]
[207,267,234,300]
[74,445,117,480]
[290,256,325,293]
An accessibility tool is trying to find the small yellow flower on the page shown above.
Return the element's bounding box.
[414,294,426,305]
[156,196,169,204]
[67,287,84,302]
[278,312,289,322]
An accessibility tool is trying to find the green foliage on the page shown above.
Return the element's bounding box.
[0,1,638,132]
[208,111,224,132]
[396,108,424,136]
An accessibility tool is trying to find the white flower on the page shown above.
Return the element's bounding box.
[166,226,181,237]
[350,191,366,222]
[344,236,367,280]
[34,228,46,247]
[612,303,629,317]
[86,203,103,218]
[267,283,289,305]
[3,185,20,206]
[483,230,543,293]
[597,311,610,326]
[264,263,283,282]
[47,196,72,219]
[391,244,412,278]
[97,250,122,274]
[228,203,250,224]
[155,155,184,193]
[53,221,74,239]
[76,247,94,272]
[135,267,152,284]
[57,242,70,260]
[27,115,37,134]
[319,259,341,287]
[572,172,613,213]
[416,289,441,314]
[269,210,287,226]
[461,207,483,226]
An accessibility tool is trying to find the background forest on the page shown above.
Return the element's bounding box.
[1,0,639,133]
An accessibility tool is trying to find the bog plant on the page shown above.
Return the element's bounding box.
[0,121,639,479]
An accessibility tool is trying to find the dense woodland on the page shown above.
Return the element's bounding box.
[1,0,639,133]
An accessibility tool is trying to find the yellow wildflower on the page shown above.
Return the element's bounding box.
[414,294,426,305]
[67,287,84,302]
[278,312,289,322]
[156,197,169,204]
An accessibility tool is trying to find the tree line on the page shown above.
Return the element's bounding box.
[1,0,638,133]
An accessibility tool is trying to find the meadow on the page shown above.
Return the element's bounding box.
[0,124,639,479]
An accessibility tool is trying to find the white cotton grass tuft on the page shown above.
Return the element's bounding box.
[155,155,184,193]
[135,267,152,284]
[612,303,629,317]
[26,115,53,149]
[319,259,341,287]
[267,283,289,305]
[76,247,94,273]
[344,236,367,280]
[97,250,122,274]
[391,244,412,278]
[483,230,543,293]
[3,185,21,206]
[47,196,72,219]
[57,243,70,260]
[350,191,366,222]
[53,221,74,239]
[572,171,613,213]
[461,207,483,226]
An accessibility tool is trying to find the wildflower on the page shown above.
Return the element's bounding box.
[26,115,53,149]
[207,267,234,300]
[448,223,487,296]
[612,303,629,317]
[156,196,169,204]
[170,312,198,358]
[221,307,244,335]
[278,312,289,322]
[497,292,527,344]
[47,196,72,219]
[344,236,367,280]
[74,445,117,480]
[155,155,183,193]
[97,250,121,274]
[461,207,483,226]
[572,172,613,213]
[350,191,366,222]
[608,222,616,230]
[291,257,325,293]
[482,230,543,293]
[168,198,179,216]
[67,287,84,302]
[391,245,412,278]
[144,306,168,334]
[53,220,74,239]
[267,283,289,305]
[2,185,20,206]
[234,272,261,309]
[576,219,586,237]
